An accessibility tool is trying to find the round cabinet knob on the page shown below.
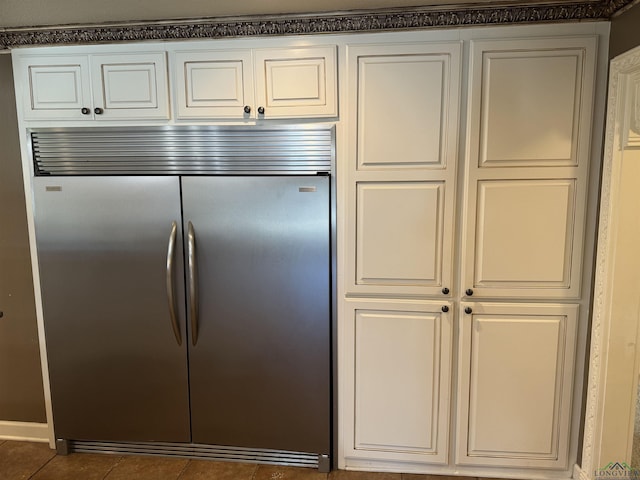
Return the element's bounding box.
[465,288,474,296]
[94,107,104,115]
[442,287,450,295]
[243,105,251,114]
[0,311,3,318]
[441,305,449,313]
[81,107,90,115]
[257,106,265,115]
[464,307,473,314]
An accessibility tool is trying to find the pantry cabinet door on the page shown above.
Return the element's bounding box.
[253,46,337,118]
[90,52,170,120]
[173,50,254,119]
[16,54,92,120]
[343,299,452,465]
[346,42,461,298]
[461,37,596,299]
[456,302,577,469]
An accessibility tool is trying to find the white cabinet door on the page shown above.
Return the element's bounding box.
[15,51,170,121]
[173,50,254,119]
[346,42,461,297]
[172,46,337,120]
[90,53,170,120]
[456,302,578,469]
[17,54,92,120]
[253,46,337,118]
[343,298,452,465]
[461,37,597,299]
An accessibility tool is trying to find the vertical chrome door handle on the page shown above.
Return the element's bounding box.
[166,221,182,346]
[188,221,199,346]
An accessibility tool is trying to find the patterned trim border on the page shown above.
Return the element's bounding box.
[580,44,640,478]
[0,0,630,50]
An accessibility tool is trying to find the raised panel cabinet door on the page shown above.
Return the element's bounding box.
[456,302,578,469]
[345,42,461,298]
[355,181,446,290]
[461,36,597,299]
[15,54,92,120]
[349,43,461,170]
[343,299,452,465]
[90,52,170,120]
[466,178,579,297]
[173,49,254,119]
[253,46,337,118]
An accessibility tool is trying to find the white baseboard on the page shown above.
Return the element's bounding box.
[574,463,590,480]
[0,421,49,443]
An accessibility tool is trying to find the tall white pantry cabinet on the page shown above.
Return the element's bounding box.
[340,31,602,477]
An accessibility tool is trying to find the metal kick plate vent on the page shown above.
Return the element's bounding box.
[31,126,334,176]
[69,440,321,469]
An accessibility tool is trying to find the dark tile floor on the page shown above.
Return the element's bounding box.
[0,440,495,480]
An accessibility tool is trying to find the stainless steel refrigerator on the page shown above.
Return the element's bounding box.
[31,127,333,469]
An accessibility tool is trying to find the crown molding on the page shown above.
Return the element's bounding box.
[0,0,629,50]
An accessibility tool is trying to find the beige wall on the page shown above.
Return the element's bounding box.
[0,54,46,424]
[610,2,640,58]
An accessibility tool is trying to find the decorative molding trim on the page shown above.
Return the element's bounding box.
[627,76,640,146]
[580,44,640,478]
[0,421,49,443]
[574,463,591,480]
[0,0,630,50]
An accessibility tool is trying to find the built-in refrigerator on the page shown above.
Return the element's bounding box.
[31,126,333,469]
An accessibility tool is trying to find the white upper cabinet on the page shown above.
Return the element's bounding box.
[17,52,170,121]
[461,37,597,299]
[17,54,91,120]
[174,50,254,119]
[89,53,169,120]
[173,46,337,119]
[345,42,461,298]
[254,46,337,118]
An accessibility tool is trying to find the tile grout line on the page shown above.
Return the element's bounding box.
[101,455,126,480]
[26,447,58,480]
[174,457,193,480]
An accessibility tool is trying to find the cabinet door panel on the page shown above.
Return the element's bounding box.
[473,179,576,288]
[346,42,461,298]
[356,181,445,287]
[356,52,453,169]
[344,299,452,464]
[479,53,582,167]
[462,37,596,299]
[91,53,170,119]
[254,46,337,118]
[456,303,577,468]
[18,55,91,120]
[173,50,254,119]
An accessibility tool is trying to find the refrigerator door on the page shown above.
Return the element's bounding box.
[182,176,330,455]
[33,177,191,442]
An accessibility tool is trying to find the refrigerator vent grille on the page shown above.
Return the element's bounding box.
[68,440,321,469]
[31,126,334,176]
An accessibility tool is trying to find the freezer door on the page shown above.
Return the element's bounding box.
[33,177,190,442]
[183,176,331,455]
